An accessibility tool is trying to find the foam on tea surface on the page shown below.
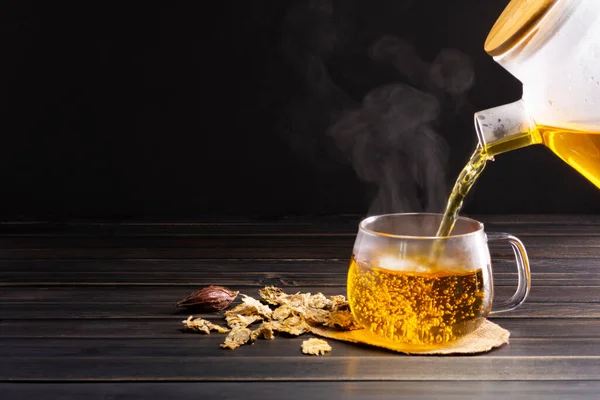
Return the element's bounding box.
[347,255,486,348]
[377,254,469,273]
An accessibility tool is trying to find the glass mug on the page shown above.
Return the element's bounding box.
[347,213,530,351]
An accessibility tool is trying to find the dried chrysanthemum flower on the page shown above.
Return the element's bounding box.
[272,304,293,321]
[329,295,346,304]
[225,314,263,329]
[301,338,332,355]
[306,292,334,309]
[260,286,309,309]
[285,293,312,309]
[182,316,229,334]
[323,309,362,330]
[269,304,311,335]
[250,322,275,341]
[221,327,253,350]
[312,295,362,331]
[303,308,330,325]
[259,286,287,305]
[271,314,311,336]
[225,295,273,319]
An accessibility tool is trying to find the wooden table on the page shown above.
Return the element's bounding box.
[2,215,600,399]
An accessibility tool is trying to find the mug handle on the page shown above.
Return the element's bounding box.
[486,232,531,315]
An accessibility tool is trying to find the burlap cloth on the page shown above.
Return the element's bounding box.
[310,319,509,355]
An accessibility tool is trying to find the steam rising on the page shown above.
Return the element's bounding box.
[328,83,448,214]
[280,1,475,215]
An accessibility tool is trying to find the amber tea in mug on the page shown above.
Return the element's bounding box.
[347,213,530,350]
[348,256,486,345]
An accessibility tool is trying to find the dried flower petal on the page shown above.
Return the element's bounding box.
[221,327,252,349]
[176,286,239,311]
[259,286,287,305]
[225,295,273,319]
[329,295,347,304]
[182,316,229,334]
[307,293,333,309]
[301,338,332,355]
[271,315,311,336]
[303,308,331,325]
[285,293,312,309]
[226,314,262,329]
[323,310,362,331]
[272,304,294,321]
[251,322,275,341]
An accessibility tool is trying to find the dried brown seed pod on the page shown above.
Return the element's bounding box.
[176,285,239,312]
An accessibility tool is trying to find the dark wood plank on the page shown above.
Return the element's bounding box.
[0,218,361,236]
[0,235,597,259]
[3,356,600,381]
[2,318,599,339]
[0,336,363,359]
[478,214,600,225]
[3,337,600,358]
[0,234,596,248]
[0,318,187,338]
[0,236,353,259]
[2,381,599,400]
[2,222,600,236]
[0,214,599,236]
[2,257,599,274]
[482,224,600,236]
[2,272,600,287]
[2,284,599,303]
[0,301,599,319]
[0,235,359,250]
[2,258,600,286]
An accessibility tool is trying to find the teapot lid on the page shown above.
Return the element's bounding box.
[485,0,559,56]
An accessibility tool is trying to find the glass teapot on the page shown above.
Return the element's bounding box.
[474,0,600,188]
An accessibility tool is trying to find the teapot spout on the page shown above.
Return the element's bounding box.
[474,99,538,157]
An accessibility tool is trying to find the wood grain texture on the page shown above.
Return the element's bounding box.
[0,234,597,259]
[1,257,599,284]
[4,357,600,381]
[2,223,600,235]
[3,337,600,358]
[2,381,600,400]
[2,300,600,319]
[2,285,600,303]
[2,318,599,339]
[0,245,597,259]
[0,214,599,235]
[2,257,598,273]
[2,273,600,287]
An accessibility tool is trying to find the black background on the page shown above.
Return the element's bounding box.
[1,0,599,221]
